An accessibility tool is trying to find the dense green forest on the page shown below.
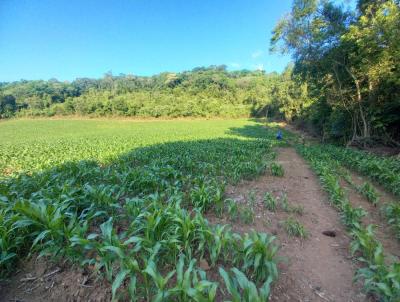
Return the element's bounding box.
[1,0,399,146]
[0,66,307,120]
[271,0,400,145]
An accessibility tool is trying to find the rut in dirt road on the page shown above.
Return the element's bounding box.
[223,147,367,302]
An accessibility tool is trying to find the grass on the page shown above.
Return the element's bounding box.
[263,192,277,212]
[282,217,307,238]
[0,118,284,300]
[270,162,284,177]
[279,193,304,215]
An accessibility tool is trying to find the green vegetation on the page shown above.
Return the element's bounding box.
[225,198,239,222]
[298,144,400,301]
[319,144,400,197]
[219,267,273,302]
[0,119,282,300]
[282,217,307,238]
[0,66,306,121]
[278,193,303,215]
[383,203,400,240]
[263,192,277,212]
[358,182,379,206]
[271,0,400,145]
[0,119,285,176]
[240,206,255,225]
[270,162,284,177]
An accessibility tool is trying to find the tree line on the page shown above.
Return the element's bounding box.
[271,0,400,146]
[0,65,307,120]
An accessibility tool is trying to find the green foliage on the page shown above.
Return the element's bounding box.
[225,199,239,222]
[298,143,400,301]
[263,192,277,212]
[279,193,290,212]
[271,0,400,144]
[282,216,307,238]
[278,193,303,215]
[270,162,284,177]
[340,202,366,229]
[0,66,302,120]
[241,231,279,283]
[383,203,400,240]
[239,206,255,224]
[320,144,400,197]
[0,120,281,298]
[219,267,273,302]
[247,190,257,207]
[358,182,379,205]
[0,119,279,176]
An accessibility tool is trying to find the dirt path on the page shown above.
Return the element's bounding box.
[209,147,367,302]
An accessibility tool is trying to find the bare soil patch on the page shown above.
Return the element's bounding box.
[0,257,111,302]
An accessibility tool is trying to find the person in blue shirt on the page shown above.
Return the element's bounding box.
[276,130,282,140]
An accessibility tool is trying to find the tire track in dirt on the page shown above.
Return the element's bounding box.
[209,147,367,302]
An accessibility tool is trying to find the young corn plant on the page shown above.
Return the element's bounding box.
[226,199,239,222]
[219,267,273,302]
[278,193,303,214]
[350,225,381,264]
[282,216,307,238]
[356,261,400,302]
[340,202,366,229]
[248,190,257,208]
[270,162,284,177]
[242,231,278,283]
[279,193,290,212]
[263,192,277,212]
[358,182,379,206]
[240,206,255,224]
[143,259,176,302]
[169,255,217,302]
[208,224,231,266]
[383,203,400,239]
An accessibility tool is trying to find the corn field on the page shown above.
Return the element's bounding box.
[0,119,286,301]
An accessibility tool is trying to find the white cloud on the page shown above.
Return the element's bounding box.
[251,50,263,59]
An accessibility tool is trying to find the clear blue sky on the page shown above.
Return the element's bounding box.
[0,0,292,82]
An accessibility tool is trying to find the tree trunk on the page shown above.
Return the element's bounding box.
[344,66,370,146]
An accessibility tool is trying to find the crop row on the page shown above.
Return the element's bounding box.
[0,137,279,300]
[320,145,400,196]
[314,145,400,240]
[297,145,400,301]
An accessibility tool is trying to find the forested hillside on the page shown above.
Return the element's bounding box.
[0,66,307,120]
[271,0,400,145]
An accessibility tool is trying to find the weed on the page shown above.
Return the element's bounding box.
[240,206,255,224]
[270,162,284,177]
[263,192,277,212]
[248,190,257,207]
[226,199,239,222]
[282,217,307,238]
